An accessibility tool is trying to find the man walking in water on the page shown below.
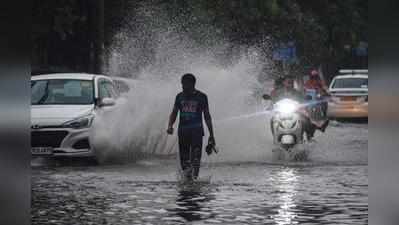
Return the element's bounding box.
[167,73,216,181]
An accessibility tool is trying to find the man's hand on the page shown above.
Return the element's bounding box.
[206,136,217,155]
[208,136,215,145]
[167,127,174,135]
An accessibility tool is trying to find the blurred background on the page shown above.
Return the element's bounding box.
[31,0,367,84]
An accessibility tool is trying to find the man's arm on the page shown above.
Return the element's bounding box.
[203,95,215,142]
[204,110,214,138]
[167,96,179,134]
[168,108,178,129]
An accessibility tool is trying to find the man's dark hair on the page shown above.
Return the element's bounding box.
[181,73,196,85]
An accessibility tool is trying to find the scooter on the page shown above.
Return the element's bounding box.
[263,94,307,161]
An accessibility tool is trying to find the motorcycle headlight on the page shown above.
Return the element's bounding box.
[63,115,94,129]
[275,99,300,114]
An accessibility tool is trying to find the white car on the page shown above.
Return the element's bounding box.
[31,73,121,160]
[327,70,368,118]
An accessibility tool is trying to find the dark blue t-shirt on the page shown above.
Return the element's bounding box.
[174,90,208,136]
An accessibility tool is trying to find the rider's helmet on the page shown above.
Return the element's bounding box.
[310,69,319,78]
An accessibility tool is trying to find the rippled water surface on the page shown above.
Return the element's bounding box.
[32,161,367,225]
[32,122,367,225]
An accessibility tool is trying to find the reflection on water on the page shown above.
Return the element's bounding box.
[32,163,368,225]
[170,184,215,222]
[273,168,298,225]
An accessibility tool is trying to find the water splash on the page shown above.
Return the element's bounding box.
[89,3,367,165]
[90,3,274,162]
[91,43,274,162]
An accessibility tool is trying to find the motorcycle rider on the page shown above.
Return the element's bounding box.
[271,76,304,103]
[304,70,329,95]
[304,70,329,111]
[303,69,329,132]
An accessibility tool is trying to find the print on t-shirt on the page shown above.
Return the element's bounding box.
[174,90,208,135]
[181,100,199,113]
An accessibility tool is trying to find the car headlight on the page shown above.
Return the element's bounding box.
[275,99,300,114]
[63,115,94,129]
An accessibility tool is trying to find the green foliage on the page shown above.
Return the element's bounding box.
[32,0,367,72]
[33,0,87,41]
[158,0,367,66]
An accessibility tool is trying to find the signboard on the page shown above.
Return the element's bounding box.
[272,41,298,63]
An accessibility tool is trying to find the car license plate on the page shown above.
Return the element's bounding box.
[340,96,357,101]
[31,147,53,155]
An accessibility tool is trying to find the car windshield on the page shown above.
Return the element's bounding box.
[31,79,94,105]
[332,78,368,89]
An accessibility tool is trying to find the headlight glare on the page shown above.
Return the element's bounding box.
[275,99,299,114]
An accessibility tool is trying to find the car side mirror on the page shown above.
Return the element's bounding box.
[98,97,115,107]
[305,95,312,101]
[262,94,271,100]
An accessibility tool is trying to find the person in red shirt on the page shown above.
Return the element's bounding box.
[303,69,329,133]
[304,70,329,95]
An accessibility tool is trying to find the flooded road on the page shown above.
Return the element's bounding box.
[31,122,367,225]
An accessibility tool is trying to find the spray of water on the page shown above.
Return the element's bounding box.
[90,2,367,165]
[89,3,276,163]
[92,50,275,162]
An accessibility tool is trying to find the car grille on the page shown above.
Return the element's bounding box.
[31,131,69,148]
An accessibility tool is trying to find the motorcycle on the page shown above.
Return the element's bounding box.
[263,94,307,161]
